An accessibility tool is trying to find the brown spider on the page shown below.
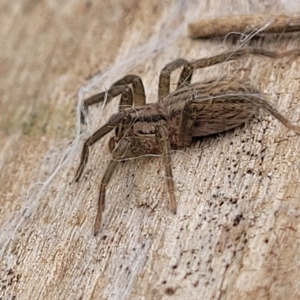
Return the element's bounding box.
[75,48,300,235]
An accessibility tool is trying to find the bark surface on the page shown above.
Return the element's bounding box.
[1,1,300,299]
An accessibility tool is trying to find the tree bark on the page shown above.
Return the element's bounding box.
[1,1,300,299]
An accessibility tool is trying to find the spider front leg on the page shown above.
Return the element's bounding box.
[75,110,128,181]
[81,75,146,123]
[110,75,146,107]
[78,111,137,235]
[76,82,136,181]
[77,76,146,181]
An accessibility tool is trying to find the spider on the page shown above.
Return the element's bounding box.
[75,47,300,235]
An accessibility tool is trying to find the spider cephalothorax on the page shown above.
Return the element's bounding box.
[75,48,300,235]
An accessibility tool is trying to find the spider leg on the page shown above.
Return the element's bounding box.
[155,123,177,214]
[159,48,300,104]
[158,59,189,101]
[94,158,119,236]
[111,75,146,107]
[81,75,146,123]
[94,115,135,235]
[250,94,300,134]
[179,48,300,90]
[81,85,133,124]
[157,48,299,102]
[75,110,127,181]
[178,102,196,147]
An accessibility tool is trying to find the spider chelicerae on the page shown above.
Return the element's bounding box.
[75,47,300,235]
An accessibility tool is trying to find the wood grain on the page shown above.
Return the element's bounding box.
[1,1,300,299]
[188,14,300,38]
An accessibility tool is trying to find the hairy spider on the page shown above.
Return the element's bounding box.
[75,48,300,235]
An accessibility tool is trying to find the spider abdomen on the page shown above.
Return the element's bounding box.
[165,79,264,144]
[191,98,258,137]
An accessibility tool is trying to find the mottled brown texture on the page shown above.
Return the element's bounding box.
[1,1,300,299]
